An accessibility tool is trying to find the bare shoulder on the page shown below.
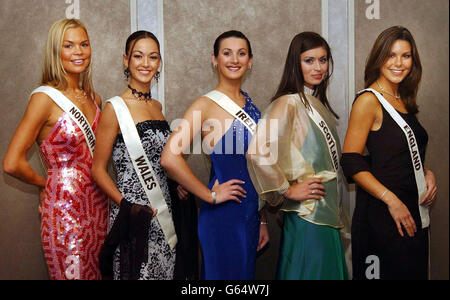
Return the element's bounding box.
[353,91,381,111]
[180,95,212,114]
[93,92,102,107]
[27,92,56,117]
[29,91,54,107]
[101,101,117,117]
[152,99,163,111]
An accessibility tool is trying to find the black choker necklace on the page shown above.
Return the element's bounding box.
[128,85,151,102]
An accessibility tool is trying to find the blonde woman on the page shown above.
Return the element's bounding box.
[3,19,108,280]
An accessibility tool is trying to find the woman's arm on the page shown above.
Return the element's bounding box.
[3,93,52,188]
[258,207,269,251]
[342,93,417,237]
[91,103,124,205]
[161,98,245,204]
[247,96,325,204]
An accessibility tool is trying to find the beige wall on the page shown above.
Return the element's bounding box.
[355,0,449,280]
[0,0,130,279]
[163,0,322,279]
[1,0,448,280]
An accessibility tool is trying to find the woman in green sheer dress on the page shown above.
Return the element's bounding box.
[247,32,349,280]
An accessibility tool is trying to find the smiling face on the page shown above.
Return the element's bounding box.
[124,37,161,86]
[379,39,412,85]
[212,37,252,81]
[300,46,328,89]
[60,27,91,75]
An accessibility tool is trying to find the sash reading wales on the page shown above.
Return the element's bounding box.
[106,96,177,249]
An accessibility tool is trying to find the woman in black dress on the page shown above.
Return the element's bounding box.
[341,26,437,280]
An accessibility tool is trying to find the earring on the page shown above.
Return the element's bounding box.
[154,71,160,83]
[124,68,130,80]
[248,65,252,70]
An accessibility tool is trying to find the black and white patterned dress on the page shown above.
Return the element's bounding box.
[111,120,176,280]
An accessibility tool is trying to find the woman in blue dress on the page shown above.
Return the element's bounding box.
[161,30,268,280]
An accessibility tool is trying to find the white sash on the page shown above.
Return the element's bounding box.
[106,96,177,249]
[31,86,96,156]
[204,90,256,134]
[361,88,429,228]
[304,95,340,172]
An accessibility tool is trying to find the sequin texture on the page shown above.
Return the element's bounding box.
[39,104,108,280]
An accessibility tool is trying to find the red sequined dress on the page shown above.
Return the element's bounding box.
[39,100,108,280]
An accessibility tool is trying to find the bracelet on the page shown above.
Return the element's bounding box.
[380,189,388,200]
[211,191,216,205]
[277,188,288,195]
[260,221,268,225]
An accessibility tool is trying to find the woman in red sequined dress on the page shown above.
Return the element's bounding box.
[3,19,108,280]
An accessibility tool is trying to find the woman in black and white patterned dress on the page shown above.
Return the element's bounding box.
[92,31,188,280]
[110,121,175,279]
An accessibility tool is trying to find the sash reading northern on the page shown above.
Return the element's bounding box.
[31,86,95,156]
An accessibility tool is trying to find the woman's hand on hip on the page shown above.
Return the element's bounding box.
[211,179,246,204]
[284,179,326,202]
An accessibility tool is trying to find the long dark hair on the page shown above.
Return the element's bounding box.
[365,26,422,114]
[213,30,253,58]
[272,32,338,119]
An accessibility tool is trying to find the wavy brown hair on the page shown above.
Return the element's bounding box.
[365,26,422,114]
[272,32,338,119]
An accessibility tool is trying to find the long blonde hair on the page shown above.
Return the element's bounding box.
[41,19,94,98]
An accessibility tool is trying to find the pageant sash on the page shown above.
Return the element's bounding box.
[296,94,341,218]
[107,96,177,249]
[204,90,256,134]
[361,88,429,228]
[31,86,96,156]
[304,95,340,172]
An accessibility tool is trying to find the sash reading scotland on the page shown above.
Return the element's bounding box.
[319,120,340,171]
[302,93,340,172]
[31,86,95,156]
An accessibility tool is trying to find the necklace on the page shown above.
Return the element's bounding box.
[376,81,401,99]
[68,89,87,104]
[128,85,151,102]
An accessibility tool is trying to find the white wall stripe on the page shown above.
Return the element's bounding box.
[130,0,137,33]
[130,0,165,108]
[157,0,165,113]
[321,0,329,41]
[347,0,356,216]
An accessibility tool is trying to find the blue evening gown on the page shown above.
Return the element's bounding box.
[198,91,261,280]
